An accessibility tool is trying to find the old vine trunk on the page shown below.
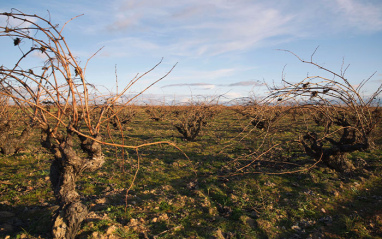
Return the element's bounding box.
[43,128,104,239]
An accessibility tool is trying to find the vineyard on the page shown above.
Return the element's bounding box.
[0,10,382,239]
[0,105,381,238]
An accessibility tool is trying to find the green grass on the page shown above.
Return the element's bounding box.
[0,106,381,238]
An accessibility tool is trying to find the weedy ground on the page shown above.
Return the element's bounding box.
[0,106,381,238]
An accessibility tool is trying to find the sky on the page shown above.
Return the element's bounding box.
[1,0,382,104]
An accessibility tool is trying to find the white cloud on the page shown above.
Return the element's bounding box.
[32,51,46,59]
[225,91,245,99]
[98,37,161,58]
[161,83,216,90]
[101,0,382,60]
[227,81,265,87]
[104,0,297,57]
[0,10,38,29]
[333,0,382,32]
[166,67,238,85]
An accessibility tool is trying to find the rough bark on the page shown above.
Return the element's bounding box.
[323,152,355,174]
[52,202,88,239]
[301,131,367,173]
[0,120,32,155]
[43,128,104,239]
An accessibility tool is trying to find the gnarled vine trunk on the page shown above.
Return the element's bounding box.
[43,128,104,239]
[301,131,368,173]
[0,120,33,155]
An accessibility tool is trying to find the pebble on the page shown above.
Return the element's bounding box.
[291,225,301,231]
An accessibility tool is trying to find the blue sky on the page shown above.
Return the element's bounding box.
[1,0,382,103]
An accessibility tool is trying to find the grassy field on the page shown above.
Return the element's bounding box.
[0,106,381,239]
